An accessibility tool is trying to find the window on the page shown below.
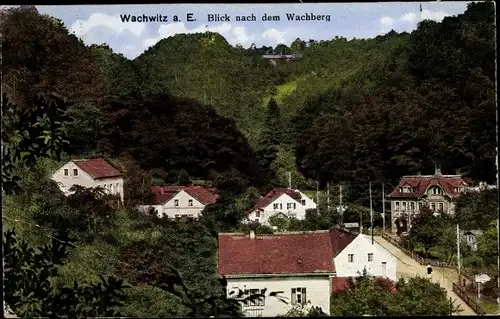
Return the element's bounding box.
[287,203,293,209]
[256,211,260,218]
[64,169,68,176]
[348,254,354,263]
[273,203,279,209]
[116,183,119,194]
[410,202,415,211]
[429,186,442,195]
[280,203,283,209]
[398,187,402,192]
[291,287,306,305]
[418,202,423,208]
[402,202,407,211]
[438,202,443,211]
[249,289,266,306]
[368,253,374,262]
[293,203,296,209]
[73,169,78,176]
[174,199,179,207]
[430,202,436,211]
[301,199,306,205]
[395,202,400,210]
[188,199,193,206]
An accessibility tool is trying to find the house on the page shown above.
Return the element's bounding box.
[333,234,397,282]
[217,228,396,317]
[387,168,467,234]
[51,158,124,202]
[137,185,219,219]
[460,230,483,251]
[246,188,317,225]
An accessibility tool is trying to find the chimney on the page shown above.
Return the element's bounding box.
[434,164,442,176]
[249,230,255,240]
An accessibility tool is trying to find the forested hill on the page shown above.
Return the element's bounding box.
[131,31,409,146]
[2,2,495,208]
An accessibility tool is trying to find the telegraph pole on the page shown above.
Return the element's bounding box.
[457,224,461,279]
[287,171,292,189]
[327,182,330,212]
[339,184,343,226]
[370,182,374,244]
[382,183,386,231]
[316,180,320,206]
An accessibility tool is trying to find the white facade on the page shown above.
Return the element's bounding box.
[334,234,397,282]
[226,275,332,317]
[248,190,317,225]
[51,161,124,202]
[138,190,206,218]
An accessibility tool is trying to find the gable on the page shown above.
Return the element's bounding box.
[165,190,204,207]
[52,161,95,181]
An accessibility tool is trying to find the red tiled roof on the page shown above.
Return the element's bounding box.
[217,229,356,276]
[251,188,303,212]
[387,173,466,199]
[72,158,122,179]
[149,185,219,205]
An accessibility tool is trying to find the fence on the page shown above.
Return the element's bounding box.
[381,231,467,270]
[452,282,487,315]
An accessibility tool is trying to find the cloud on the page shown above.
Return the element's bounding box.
[143,22,261,49]
[70,12,145,38]
[261,28,286,45]
[379,9,451,33]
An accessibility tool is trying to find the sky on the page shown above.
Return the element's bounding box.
[4,3,471,59]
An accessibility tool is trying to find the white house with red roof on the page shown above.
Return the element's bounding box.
[246,188,317,225]
[137,185,219,219]
[51,158,124,202]
[387,167,467,234]
[217,228,395,317]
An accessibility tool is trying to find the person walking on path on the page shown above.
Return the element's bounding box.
[427,264,433,281]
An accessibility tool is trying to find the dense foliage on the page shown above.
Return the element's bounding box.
[1,2,496,317]
[329,272,459,316]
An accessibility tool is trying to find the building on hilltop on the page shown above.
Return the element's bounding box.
[137,185,219,219]
[245,188,317,225]
[51,158,124,202]
[217,228,396,317]
[387,167,467,234]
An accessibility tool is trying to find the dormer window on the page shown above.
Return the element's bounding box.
[428,186,442,195]
[188,199,193,206]
[402,186,412,193]
[73,169,78,176]
[301,199,306,205]
[398,187,402,192]
[174,199,179,207]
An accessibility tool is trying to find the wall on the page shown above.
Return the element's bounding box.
[138,190,206,218]
[334,235,397,282]
[248,193,308,225]
[51,161,124,202]
[226,275,331,317]
[52,161,97,194]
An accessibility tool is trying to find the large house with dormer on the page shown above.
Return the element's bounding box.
[246,188,317,225]
[51,158,124,202]
[137,185,219,219]
[387,168,467,234]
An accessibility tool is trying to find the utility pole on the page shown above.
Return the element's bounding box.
[370,181,374,244]
[382,183,386,231]
[339,184,343,226]
[327,182,330,212]
[457,223,461,280]
[316,180,320,206]
[287,171,292,189]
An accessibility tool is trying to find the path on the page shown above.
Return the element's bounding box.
[374,236,476,316]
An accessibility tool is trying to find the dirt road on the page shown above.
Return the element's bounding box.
[374,236,476,316]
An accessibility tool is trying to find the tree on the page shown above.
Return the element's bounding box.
[330,272,458,316]
[454,188,498,230]
[1,6,105,109]
[475,221,498,275]
[409,206,447,257]
[1,94,70,194]
[3,229,129,318]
